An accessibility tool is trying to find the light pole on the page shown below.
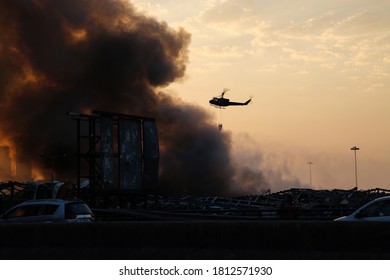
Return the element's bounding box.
[307,161,313,187]
[350,146,360,188]
[39,153,67,197]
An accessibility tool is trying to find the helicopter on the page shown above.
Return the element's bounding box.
[209,89,251,108]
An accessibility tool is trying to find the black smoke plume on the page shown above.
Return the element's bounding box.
[0,0,237,195]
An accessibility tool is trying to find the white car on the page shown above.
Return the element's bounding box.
[0,199,94,223]
[335,196,390,222]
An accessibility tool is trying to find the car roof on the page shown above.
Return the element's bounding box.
[365,196,390,203]
[355,195,390,210]
[14,199,84,205]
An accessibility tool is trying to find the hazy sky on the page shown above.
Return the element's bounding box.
[131,0,390,190]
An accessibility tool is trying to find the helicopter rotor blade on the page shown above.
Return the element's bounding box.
[220,88,229,97]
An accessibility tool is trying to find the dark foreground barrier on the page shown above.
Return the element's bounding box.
[1,221,390,259]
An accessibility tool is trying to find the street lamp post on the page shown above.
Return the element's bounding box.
[350,146,360,188]
[307,161,314,187]
[39,153,67,197]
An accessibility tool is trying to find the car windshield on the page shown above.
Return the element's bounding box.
[360,200,390,217]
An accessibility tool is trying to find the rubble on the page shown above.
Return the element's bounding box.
[0,180,76,212]
[1,181,389,220]
[136,187,390,220]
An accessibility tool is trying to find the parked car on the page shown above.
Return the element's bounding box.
[334,196,390,221]
[0,199,94,223]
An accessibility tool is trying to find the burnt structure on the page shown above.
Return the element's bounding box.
[0,146,12,181]
[68,111,159,203]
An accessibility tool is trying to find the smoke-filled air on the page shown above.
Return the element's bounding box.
[0,0,277,195]
[0,0,272,194]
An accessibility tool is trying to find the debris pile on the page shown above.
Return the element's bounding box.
[1,181,390,220]
[0,181,76,212]
[139,187,390,220]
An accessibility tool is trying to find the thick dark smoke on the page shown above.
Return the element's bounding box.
[0,0,237,195]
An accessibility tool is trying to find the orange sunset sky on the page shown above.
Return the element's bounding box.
[131,0,390,190]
